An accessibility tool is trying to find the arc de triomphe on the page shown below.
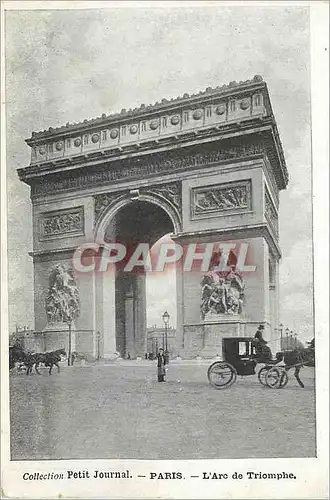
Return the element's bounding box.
[18,75,288,359]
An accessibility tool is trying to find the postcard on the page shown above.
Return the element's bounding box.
[1,1,328,498]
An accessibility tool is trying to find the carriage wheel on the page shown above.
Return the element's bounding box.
[207,362,237,389]
[258,367,269,386]
[265,367,289,389]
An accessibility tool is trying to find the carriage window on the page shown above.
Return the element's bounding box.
[239,342,247,356]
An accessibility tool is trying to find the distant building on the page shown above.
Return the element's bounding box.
[10,326,45,352]
[146,325,177,358]
[280,335,304,351]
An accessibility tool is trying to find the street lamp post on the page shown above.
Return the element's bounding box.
[285,327,290,351]
[96,331,101,361]
[279,323,283,349]
[68,320,72,366]
[162,311,170,364]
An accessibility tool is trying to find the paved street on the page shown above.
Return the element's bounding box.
[10,361,316,460]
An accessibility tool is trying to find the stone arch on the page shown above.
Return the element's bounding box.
[94,190,182,243]
[92,189,181,360]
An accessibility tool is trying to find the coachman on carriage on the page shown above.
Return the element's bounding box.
[207,325,315,390]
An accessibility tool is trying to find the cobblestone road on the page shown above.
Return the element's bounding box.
[10,361,316,460]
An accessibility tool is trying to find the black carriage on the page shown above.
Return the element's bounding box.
[207,337,288,389]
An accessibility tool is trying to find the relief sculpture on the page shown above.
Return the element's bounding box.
[192,181,251,217]
[45,264,80,325]
[94,182,182,226]
[94,192,126,222]
[41,208,84,238]
[264,189,279,237]
[31,143,263,198]
[201,266,245,319]
[146,182,181,210]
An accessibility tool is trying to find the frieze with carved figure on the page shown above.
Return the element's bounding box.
[264,187,279,237]
[45,264,80,325]
[31,142,263,198]
[40,207,84,240]
[94,192,127,222]
[146,182,181,210]
[191,180,252,219]
[201,267,245,319]
[94,182,182,225]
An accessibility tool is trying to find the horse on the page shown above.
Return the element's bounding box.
[9,346,39,375]
[24,352,41,375]
[253,332,315,388]
[35,348,66,375]
[9,345,26,370]
[275,344,315,388]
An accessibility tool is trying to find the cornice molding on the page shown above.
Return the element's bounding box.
[29,247,77,263]
[27,76,266,142]
[20,119,270,178]
[24,138,266,199]
[171,223,281,261]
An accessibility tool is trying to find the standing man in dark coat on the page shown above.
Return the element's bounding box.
[157,348,167,382]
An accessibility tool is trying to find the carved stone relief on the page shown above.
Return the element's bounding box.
[93,182,182,226]
[201,268,245,319]
[145,182,181,210]
[40,207,84,240]
[264,188,279,237]
[94,192,126,222]
[31,142,263,198]
[45,264,80,324]
[191,180,252,219]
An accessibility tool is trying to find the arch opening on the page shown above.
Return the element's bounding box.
[101,200,176,359]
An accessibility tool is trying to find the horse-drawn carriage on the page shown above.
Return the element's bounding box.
[9,343,66,375]
[207,336,314,389]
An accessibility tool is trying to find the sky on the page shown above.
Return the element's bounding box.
[5,5,313,340]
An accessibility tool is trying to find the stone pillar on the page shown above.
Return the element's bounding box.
[115,272,126,357]
[95,269,116,359]
[270,258,280,351]
[125,290,135,358]
[116,273,146,359]
[175,263,184,355]
[102,270,117,357]
[134,273,147,358]
[173,234,272,358]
